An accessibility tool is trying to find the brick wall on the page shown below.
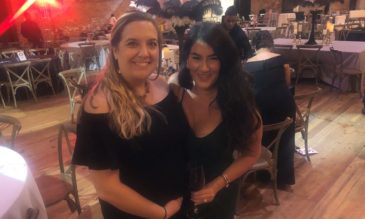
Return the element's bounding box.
[9,0,130,44]
[251,0,282,14]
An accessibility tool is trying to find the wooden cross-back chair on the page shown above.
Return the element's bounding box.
[0,83,5,107]
[2,61,37,107]
[27,48,49,57]
[58,68,87,123]
[30,57,56,95]
[1,50,21,59]
[0,115,21,149]
[294,87,322,161]
[35,122,81,214]
[295,45,323,85]
[236,117,293,210]
[329,47,362,96]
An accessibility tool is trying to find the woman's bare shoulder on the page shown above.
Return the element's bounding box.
[247,52,280,62]
[150,75,169,92]
[83,88,109,114]
[166,73,183,97]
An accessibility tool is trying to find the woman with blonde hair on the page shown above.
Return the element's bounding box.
[72,11,189,219]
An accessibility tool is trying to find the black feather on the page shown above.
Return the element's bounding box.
[191,0,222,21]
[137,0,222,21]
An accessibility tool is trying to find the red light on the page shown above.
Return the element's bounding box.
[0,0,61,36]
[0,0,37,36]
[36,0,61,8]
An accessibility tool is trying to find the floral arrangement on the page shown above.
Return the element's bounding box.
[169,16,196,27]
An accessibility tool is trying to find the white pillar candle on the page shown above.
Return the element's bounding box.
[162,47,172,59]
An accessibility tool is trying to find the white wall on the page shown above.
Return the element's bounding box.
[221,0,235,14]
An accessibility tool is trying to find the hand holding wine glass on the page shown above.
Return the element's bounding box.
[186,163,205,219]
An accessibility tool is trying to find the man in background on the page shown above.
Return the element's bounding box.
[222,6,253,61]
[21,13,43,48]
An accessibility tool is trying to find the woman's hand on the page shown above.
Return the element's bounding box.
[191,181,220,206]
[164,197,183,218]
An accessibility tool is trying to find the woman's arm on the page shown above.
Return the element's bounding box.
[191,118,263,205]
[89,169,182,219]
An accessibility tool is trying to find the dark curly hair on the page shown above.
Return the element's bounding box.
[178,22,261,152]
[252,30,274,50]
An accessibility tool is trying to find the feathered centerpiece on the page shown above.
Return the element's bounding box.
[296,0,344,15]
[136,0,223,60]
[295,0,343,44]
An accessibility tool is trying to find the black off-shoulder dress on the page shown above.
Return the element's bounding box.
[72,90,189,219]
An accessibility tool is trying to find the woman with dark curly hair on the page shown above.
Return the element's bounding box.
[170,22,262,219]
[244,30,296,189]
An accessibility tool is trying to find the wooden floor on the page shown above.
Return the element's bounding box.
[2,82,365,219]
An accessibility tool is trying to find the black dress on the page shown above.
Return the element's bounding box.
[72,90,190,219]
[244,55,296,185]
[186,123,239,219]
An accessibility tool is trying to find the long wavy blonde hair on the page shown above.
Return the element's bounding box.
[90,11,162,139]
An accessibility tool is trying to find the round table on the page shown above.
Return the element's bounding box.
[0,146,47,219]
[60,40,110,69]
[60,40,109,51]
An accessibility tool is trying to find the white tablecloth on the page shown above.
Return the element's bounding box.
[242,27,277,35]
[274,38,365,53]
[0,146,47,219]
[277,13,296,27]
[349,10,365,19]
[335,15,347,25]
[60,40,109,50]
[60,40,110,69]
[273,38,365,94]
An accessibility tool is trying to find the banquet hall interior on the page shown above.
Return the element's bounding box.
[1,0,365,218]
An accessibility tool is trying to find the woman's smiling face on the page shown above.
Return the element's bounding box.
[187,41,221,91]
[113,21,159,84]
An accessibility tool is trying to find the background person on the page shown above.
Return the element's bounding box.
[244,30,296,190]
[221,6,253,61]
[20,13,44,48]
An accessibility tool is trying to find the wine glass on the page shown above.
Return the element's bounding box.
[186,162,205,219]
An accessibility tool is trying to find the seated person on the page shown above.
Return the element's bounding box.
[21,13,44,48]
[244,30,296,189]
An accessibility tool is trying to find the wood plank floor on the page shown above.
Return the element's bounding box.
[2,82,365,219]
